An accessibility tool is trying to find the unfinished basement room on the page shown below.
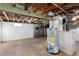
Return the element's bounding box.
[0,3,79,56]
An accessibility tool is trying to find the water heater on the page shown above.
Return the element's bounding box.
[47,28,60,54]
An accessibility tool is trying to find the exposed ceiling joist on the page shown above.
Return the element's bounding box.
[52,3,70,15]
[0,17,3,21]
[2,11,9,21]
[18,16,23,23]
[0,4,49,19]
[13,13,15,22]
[56,4,79,14]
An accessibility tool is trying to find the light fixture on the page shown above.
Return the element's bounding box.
[72,17,76,21]
[14,23,23,26]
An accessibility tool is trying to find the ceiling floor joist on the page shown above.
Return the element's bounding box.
[0,4,49,19]
[2,11,9,21]
[0,17,3,21]
[53,3,70,15]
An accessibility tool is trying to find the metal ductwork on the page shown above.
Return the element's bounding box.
[0,4,49,19]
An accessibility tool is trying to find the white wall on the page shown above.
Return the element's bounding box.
[71,28,79,41]
[0,22,1,41]
[1,22,35,41]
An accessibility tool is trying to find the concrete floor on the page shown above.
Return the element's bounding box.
[0,37,78,56]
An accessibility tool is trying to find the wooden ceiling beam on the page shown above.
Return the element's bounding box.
[50,3,79,14]
[58,6,79,15]
[57,4,79,14]
[2,11,9,21]
[48,3,69,13]
[49,3,74,13]
[52,3,70,15]
[11,3,16,7]
[24,3,31,10]
[42,3,70,14]
[18,16,23,23]
[12,13,15,22]
[0,16,3,22]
